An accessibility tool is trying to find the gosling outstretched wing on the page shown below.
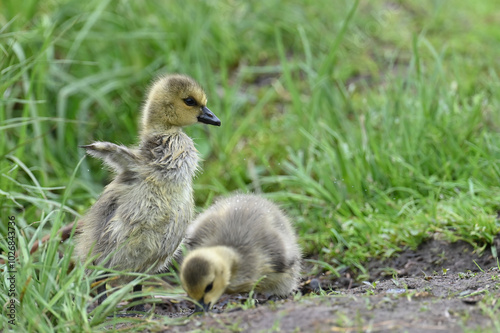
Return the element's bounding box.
[81,142,141,174]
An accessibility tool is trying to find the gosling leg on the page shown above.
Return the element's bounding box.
[129,284,145,312]
[96,281,108,305]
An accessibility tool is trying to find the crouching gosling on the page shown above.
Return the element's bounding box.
[180,194,302,311]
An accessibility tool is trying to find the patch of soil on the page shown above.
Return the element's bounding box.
[366,235,500,281]
[123,235,500,332]
[166,267,500,333]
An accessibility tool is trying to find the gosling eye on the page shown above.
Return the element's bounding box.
[183,97,197,106]
[204,282,214,293]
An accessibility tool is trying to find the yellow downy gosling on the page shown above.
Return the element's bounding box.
[76,74,220,311]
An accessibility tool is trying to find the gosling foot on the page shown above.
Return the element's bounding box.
[129,304,146,313]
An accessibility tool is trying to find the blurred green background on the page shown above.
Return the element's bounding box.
[1,0,500,329]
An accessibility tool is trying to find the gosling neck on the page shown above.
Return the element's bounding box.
[139,125,183,144]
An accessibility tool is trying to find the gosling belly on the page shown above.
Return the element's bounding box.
[108,216,188,274]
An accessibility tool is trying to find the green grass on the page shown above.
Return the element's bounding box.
[1,0,500,330]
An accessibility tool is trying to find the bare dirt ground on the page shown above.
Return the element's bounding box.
[124,235,500,332]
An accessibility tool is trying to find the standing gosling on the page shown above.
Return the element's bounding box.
[180,194,301,311]
[75,74,220,310]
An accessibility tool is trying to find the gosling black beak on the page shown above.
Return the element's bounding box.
[194,299,211,313]
[197,106,221,126]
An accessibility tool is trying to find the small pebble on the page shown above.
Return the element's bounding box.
[386,288,406,294]
[310,278,321,292]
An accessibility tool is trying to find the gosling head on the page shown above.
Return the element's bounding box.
[180,249,231,312]
[141,74,221,136]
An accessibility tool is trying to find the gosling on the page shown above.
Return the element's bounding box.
[75,74,220,311]
[180,194,301,311]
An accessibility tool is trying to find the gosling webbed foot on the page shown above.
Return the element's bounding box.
[129,304,146,313]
